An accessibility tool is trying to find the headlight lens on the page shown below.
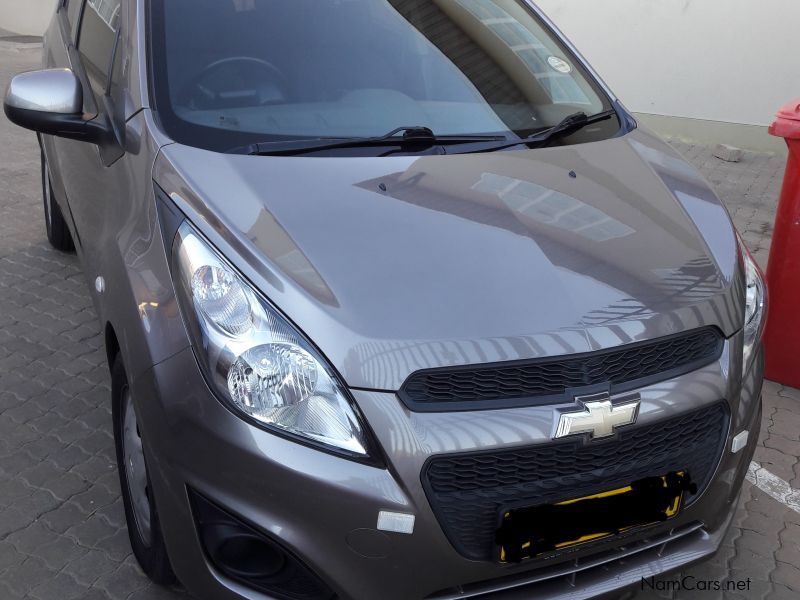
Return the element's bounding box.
[172,222,369,457]
[741,240,767,373]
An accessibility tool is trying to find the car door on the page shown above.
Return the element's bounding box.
[40,0,85,231]
[48,0,128,282]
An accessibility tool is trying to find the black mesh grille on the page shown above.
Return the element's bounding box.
[400,328,723,410]
[421,402,729,561]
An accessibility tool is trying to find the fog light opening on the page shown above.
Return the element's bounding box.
[208,525,286,579]
[189,488,335,600]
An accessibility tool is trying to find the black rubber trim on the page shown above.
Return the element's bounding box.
[3,105,107,144]
[153,182,184,251]
[398,327,725,412]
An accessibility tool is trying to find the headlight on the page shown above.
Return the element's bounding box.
[172,222,370,458]
[740,239,767,373]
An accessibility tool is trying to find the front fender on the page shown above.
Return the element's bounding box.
[92,112,188,381]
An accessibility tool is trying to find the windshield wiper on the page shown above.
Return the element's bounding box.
[229,126,507,156]
[459,109,618,154]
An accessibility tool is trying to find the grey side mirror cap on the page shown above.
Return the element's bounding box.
[6,68,83,114]
[4,68,107,144]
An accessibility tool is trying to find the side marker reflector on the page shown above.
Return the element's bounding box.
[377,511,415,534]
[732,430,749,454]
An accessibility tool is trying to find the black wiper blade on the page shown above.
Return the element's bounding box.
[536,109,618,147]
[460,109,618,154]
[229,126,506,156]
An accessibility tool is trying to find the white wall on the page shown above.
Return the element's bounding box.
[536,0,800,128]
[0,0,58,36]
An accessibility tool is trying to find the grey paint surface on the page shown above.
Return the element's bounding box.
[4,1,764,599]
[136,344,762,600]
[3,67,81,113]
[154,127,745,391]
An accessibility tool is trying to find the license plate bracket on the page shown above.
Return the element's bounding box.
[496,471,695,563]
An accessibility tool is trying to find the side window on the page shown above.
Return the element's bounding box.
[66,0,84,36]
[77,0,122,100]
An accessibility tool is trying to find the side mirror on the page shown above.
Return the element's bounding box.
[3,68,107,144]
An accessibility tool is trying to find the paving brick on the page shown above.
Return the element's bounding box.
[79,588,115,600]
[776,544,800,570]
[778,522,800,547]
[65,512,121,549]
[0,579,24,600]
[0,540,24,572]
[75,430,115,456]
[43,472,90,502]
[725,572,772,600]
[6,520,55,554]
[38,502,87,534]
[3,556,56,596]
[70,483,120,515]
[0,506,29,538]
[769,417,800,442]
[70,454,115,483]
[95,498,126,529]
[777,387,800,402]
[763,434,800,457]
[736,529,781,560]
[771,563,800,592]
[33,534,89,571]
[0,417,41,448]
[129,585,191,600]
[95,560,151,600]
[95,527,135,562]
[3,400,47,424]
[0,477,36,503]
[0,450,40,478]
[738,511,787,538]
[29,571,89,600]
[79,405,113,430]
[26,415,73,443]
[768,583,800,599]
[19,461,65,488]
[49,444,93,471]
[16,489,60,522]
[64,548,120,587]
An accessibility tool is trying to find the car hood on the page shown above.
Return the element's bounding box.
[155,128,744,391]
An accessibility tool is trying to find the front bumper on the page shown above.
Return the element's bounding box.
[132,339,763,600]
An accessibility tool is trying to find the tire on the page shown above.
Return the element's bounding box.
[112,356,176,584]
[40,149,75,252]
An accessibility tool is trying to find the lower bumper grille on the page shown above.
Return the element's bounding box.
[421,402,729,561]
[426,521,709,600]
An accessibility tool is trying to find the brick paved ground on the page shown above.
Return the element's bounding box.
[0,45,798,600]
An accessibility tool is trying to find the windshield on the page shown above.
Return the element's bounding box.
[149,0,619,153]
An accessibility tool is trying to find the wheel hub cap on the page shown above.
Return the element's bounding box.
[122,388,153,545]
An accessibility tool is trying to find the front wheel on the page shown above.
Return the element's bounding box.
[40,150,75,252]
[112,356,175,584]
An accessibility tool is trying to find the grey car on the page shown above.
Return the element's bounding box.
[3,1,767,599]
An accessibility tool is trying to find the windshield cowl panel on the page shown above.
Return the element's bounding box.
[150,0,620,154]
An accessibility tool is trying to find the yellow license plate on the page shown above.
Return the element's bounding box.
[497,471,693,563]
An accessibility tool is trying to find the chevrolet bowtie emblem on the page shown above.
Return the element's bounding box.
[555,392,640,440]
